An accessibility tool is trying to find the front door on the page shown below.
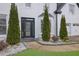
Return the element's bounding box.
[21,17,35,38]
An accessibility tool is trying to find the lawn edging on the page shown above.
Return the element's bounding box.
[36,40,79,46]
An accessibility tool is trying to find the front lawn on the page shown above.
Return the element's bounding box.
[16,49,79,56]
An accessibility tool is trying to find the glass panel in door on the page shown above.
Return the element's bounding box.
[25,22,31,36]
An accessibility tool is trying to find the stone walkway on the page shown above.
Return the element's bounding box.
[25,41,79,52]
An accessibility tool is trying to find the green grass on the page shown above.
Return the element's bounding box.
[16,49,79,56]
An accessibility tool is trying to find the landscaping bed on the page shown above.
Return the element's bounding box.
[26,41,79,52]
[37,40,79,46]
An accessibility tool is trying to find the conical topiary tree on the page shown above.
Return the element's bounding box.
[42,4,51,41]
[59,15,68,41]
[7,3,20,45]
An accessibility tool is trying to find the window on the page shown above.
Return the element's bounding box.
[25,3,31,7]
[69,4,75,14]
[0,14,6,34]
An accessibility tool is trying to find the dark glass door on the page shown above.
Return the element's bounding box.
[21,18,35,38]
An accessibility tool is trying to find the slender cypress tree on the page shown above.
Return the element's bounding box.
[7,3,20,45]
[42,4,51,41]
[59,15,68,41]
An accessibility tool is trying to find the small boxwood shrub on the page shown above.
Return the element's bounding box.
[0,41,8,51]
[52,36,58,42]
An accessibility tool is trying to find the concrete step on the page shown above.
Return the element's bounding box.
[21,38,35,42]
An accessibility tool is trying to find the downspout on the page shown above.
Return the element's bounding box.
[56,13,58,36]
[55,3,58,37]
[55,3,65,36]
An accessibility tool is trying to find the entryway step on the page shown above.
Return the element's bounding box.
[21,38,35,42]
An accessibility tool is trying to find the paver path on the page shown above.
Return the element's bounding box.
[26,41,79,52]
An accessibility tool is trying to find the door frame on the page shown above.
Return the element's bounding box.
[21,17,35,38]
